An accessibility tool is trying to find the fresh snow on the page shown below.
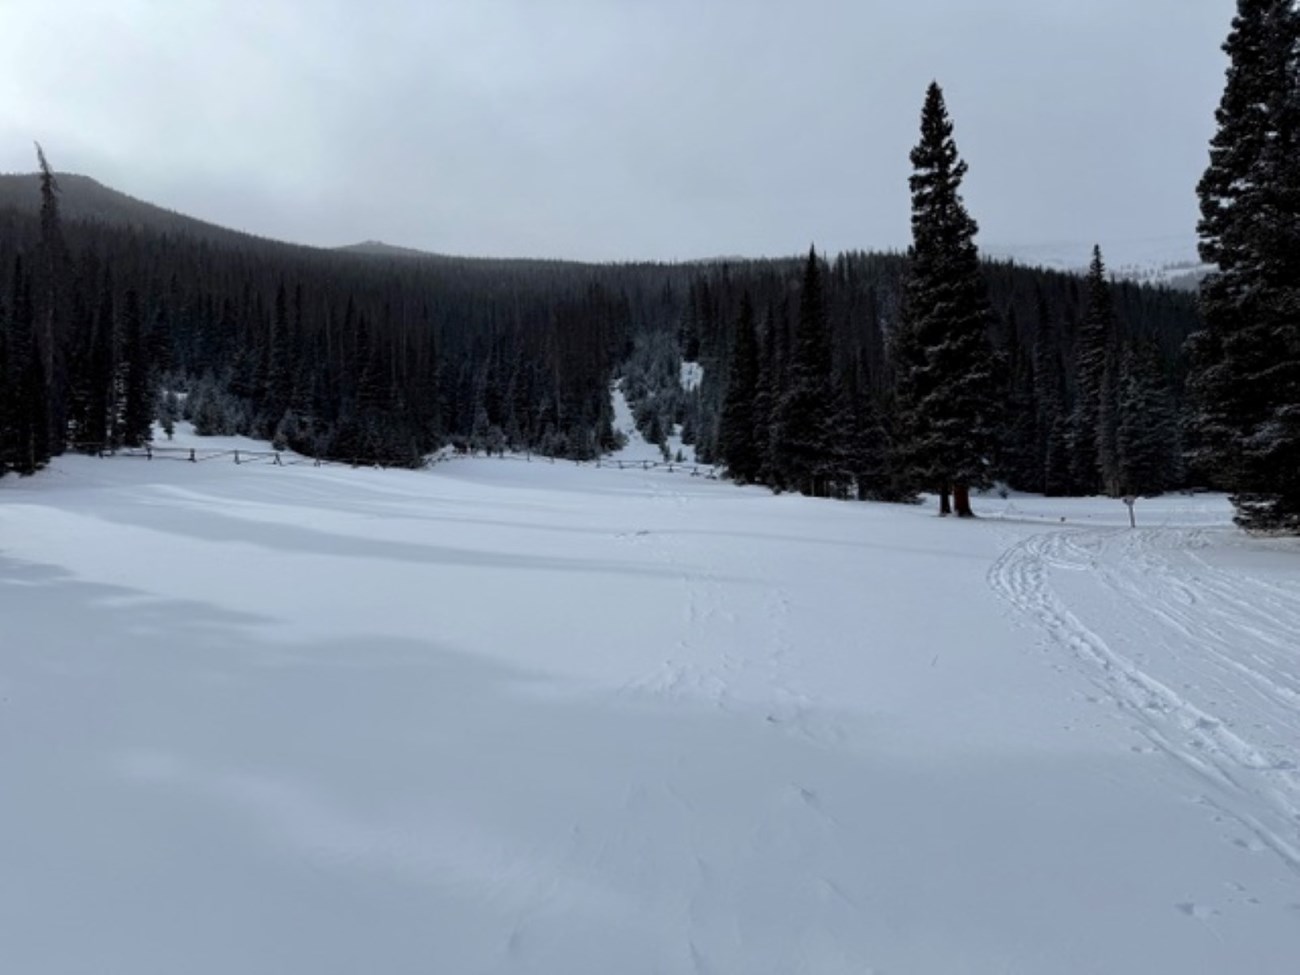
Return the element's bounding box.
[680,360,704,392]
[610,379,697,465]
[2,434,1299,974]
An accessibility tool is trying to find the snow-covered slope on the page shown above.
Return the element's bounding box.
[609,378,697,465]
[2,448,1298,974]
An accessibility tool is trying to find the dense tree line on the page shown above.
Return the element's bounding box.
[1,162,698,473]
[682,87,1199,510]
[2,131,1201,502]
[691,242,1195,507]
[676,192,1197,508]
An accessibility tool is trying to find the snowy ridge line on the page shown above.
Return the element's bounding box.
[988,528,1300,873]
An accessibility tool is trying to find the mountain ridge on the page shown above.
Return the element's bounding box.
[0,171,1208,288]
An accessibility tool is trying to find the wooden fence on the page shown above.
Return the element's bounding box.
[69,442,435,470]
[70,442,720,479]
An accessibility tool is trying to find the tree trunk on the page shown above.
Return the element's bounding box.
[954,483,974,517]
[938,486,952,516]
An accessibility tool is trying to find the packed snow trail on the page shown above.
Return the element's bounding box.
[3,443,1300,975]
[989,525,1300,872]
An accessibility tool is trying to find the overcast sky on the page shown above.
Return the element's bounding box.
[0,0,1232,262]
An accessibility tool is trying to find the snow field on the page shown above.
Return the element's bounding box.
[2,439,1299,974]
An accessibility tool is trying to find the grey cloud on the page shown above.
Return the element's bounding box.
[0,0,1233,261]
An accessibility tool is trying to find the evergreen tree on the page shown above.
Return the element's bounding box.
[261,281,293,437]
[845,368,894,500]
[2,256,48,474]
[1001,310,1044,493]
[118,288,154,447]
[718,293,762,483]
[752,301,782,487]
[894,82,1001,516]
[87,267,117,450]
[1033,298,1072,496]
[1190,0,1300,530]
[1117,342,1179,496]
[773,247,839,497]
[34,144,68,455]
[1097,341,1122,495]
[1071,246,1119,494]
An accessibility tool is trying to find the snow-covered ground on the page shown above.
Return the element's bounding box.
[2,437,1299,974]
[680,360,704,392]
[609,379,698,465]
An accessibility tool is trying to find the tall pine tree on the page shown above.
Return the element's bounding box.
[773,247,839,497]
[2,256,48,474]
[718,292,762,483]
[118,288,154,447]
[1073,246,1120,495]
[1189,0,1300,531]
[34,144,68,457]
[1117,341,1180,497]
[894,83,1001,517]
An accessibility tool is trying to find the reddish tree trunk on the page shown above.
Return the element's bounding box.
[954,483,974,517]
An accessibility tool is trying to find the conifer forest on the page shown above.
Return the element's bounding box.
[6,4,1300,974]
[2,1,1297,535]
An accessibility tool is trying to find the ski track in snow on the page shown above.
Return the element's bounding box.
[989,526,1300,872]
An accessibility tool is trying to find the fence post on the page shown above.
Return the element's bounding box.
[189,448,196,462]
[146,446,152,461]
[234,450,240,465]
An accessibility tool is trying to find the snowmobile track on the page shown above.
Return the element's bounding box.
[988,526,1300,873]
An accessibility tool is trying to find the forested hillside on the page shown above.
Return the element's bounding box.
[0,159,1200,491]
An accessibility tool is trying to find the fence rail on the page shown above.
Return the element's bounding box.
[67,442,720,479]
[68,442,441,470]
[444,448,718,478]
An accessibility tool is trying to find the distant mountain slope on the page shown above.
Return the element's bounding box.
[0,172,272,248]
[335,239,442,259]
[986,236,1211,291]
[0,172,606,274]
